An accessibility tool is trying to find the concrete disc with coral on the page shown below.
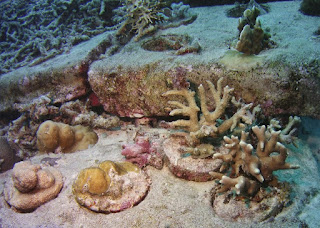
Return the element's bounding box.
[72,161,151,213]
[211,183,290,222]
[4,162,64,212]
[163,135,227,181]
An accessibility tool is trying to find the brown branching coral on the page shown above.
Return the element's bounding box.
[266,116,301,145]
[162,78,299,194]
[235,6,273,55]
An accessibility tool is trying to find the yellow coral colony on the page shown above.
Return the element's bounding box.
[36,120,98,153]
[72,160,150,213]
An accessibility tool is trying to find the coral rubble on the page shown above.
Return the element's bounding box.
[0,0,116,74]
[72,160,151,213]
[36,120,98,153]
[141,34,201,55]
[4,161,63,212]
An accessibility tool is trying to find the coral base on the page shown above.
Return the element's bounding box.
[211,184,290,222]
[163,134,225,182]
[74,170,151,213]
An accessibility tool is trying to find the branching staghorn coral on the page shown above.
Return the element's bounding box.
[210,125,299,196]
[163,78,257,158]
[266,116,301,145]
[163,77,299,201]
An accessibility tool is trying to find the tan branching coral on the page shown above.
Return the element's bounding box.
[36,120,98,153]
[162,89,200,132]
[72,160,151,213]
[266,116,301,145]
[4,161,63,212]
[163,78,256,158]
[211,125,299,196]
[210,172,260,196]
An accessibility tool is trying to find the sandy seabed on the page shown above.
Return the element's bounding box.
[0,125,319,228]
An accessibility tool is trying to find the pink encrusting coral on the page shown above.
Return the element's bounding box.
[121,135,164,169]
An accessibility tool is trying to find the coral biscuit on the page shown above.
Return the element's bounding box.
[4,161,63,212]
[73,160,151,213]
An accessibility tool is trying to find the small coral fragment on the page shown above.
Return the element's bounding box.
[72,160,151,213]
[235,6,273,55]
[114,1,197,42]
[36,120,98,153]
[4,161,63,212]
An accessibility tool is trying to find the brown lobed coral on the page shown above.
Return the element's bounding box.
[4,161,63,212]
[72,160,151,213]
[36,120,98,153]
[235,6,273,55]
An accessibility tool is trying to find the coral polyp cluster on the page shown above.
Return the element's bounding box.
[116,0,164,41]
[72,160,151,213]
[115,0,197,42]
